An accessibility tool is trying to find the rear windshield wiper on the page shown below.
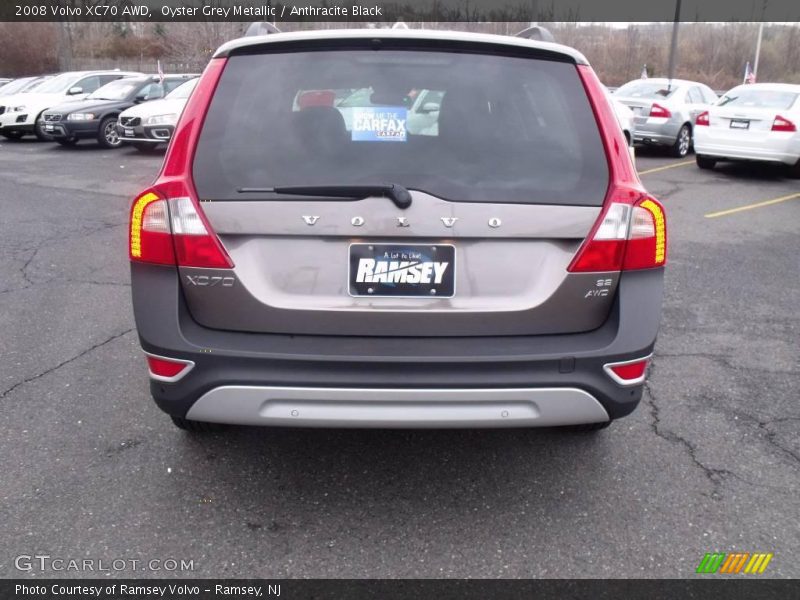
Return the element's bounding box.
[237,183,412,209]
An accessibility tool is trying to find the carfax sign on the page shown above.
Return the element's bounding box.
[351,107,407,142]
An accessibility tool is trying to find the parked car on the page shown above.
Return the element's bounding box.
[0,70,140,140]
[129,28,667,433]
[0,78,11,88]
[117,77,199,151]
[614,78,718,157]
[42,75,197,148]
[694,83,800,176]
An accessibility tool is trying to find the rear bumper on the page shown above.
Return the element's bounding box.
[694,137,800,166]
[632,117,681,145]
[186,386,610,428]
[131,263,664,426]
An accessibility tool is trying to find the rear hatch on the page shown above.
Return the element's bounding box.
[187,38,614,337]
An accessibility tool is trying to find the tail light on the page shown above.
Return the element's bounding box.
[573,66,666,273]
[772,115,796,132]
[696,111,710,126]
[129,58,232,269]
[145,353,194,382]
[649,103,672,118]
[604,356,651,386]
[568,193,667,272]
[129,187,233,268]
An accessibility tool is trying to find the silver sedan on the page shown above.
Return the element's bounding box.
[614,78,718,157]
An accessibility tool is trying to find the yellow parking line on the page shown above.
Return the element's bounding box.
[705,192,800,219]
[637,160,694,175]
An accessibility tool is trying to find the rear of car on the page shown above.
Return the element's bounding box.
[129,30,667,431]
[614,78,717,157]
[694,83,800,174]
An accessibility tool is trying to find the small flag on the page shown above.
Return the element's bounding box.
[743,61,756,84]
[157,60,165,84]
[641,64,648,79]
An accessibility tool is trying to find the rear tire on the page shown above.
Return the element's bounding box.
[696,155,717,170]
[789,159,800,179]
[1,131,24,140]
[564,421,612,433]
[670,124,692,157]
[170,416,226,433]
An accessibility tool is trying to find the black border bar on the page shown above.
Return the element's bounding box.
[3,579,800,600]
[2,0,800,22]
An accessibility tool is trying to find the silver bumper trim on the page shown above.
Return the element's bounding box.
[185,386,610,429]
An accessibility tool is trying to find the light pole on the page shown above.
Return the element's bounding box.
[666,0,682,91]
[753,22,764,80]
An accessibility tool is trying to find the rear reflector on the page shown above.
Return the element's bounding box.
[649,103,671,118]
[146,354,194,382]
[604,356,651,386]
[772,115,796,132]
[696,111,710,126]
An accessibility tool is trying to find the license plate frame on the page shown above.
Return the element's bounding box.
[729,119,750,130]
[348,243,456,298]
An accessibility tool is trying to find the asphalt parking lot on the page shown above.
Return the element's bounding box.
[1,138,798,579]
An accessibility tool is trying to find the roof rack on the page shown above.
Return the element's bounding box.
[515,25,555,43]
[244,22,281,37]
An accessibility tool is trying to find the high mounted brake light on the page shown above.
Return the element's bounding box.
[572,65,667,274]
[129,58,233,269]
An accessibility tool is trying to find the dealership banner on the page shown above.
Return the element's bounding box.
[2,0,800,22]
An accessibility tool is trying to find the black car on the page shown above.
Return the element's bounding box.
[41,75,195,148]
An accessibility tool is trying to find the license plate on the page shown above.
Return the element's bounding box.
[124,128,134,137]
[44,124,53,131]
[730,119,750,129]
[349,243,456,298]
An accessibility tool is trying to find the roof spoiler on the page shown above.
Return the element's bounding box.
[515,25,555,43]
[244,22,281,37]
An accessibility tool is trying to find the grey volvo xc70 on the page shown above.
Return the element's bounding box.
[129,28,667,432]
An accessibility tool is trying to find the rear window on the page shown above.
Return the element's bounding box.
[615,81,679,99]
[194,48,608,205]
[718,88,798,110]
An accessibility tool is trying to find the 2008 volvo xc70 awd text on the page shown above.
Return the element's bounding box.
[129,28,667,433]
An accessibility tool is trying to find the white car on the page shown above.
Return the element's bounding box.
[694,83,800,176]
[117,77,198,151]
[0,70,140,140]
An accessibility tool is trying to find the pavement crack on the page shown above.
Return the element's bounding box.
[644,363,735,499]
[0,328,135,400]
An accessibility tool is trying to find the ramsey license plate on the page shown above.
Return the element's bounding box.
[44,124,54,131]
[349,243,455,298]
[730,119,750,129]
[124,128,134,137]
